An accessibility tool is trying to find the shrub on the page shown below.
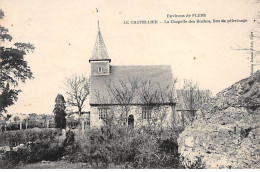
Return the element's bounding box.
[0,128,66,168]
[0,142,65,168]
[0,128,58,147]
[70,125,182,169]
[0,126,201,169]
[178,156,205,169]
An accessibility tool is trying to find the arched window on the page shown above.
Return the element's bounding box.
[128,115,134,127]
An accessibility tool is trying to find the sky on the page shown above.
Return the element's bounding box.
[1,0,260,114]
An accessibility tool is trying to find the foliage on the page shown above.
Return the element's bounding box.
[0,127,204,169]
[0,128,58,147]
[0,129,65,168]
[53,94,67,129]
[0,129,82,169]
[64,125,183,169]
[65,75,90,116]
[178,156,205,169]
[0,9,35,113]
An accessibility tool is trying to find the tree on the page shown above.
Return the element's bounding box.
[53,94,67,129]
[0,9,35,113]
[95,77,177,128]
[106,77,140,125]
[181,80,212,124]
[65,75,90,116]
[139,79,177,129]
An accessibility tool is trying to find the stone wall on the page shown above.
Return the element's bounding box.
[90,105,177,129]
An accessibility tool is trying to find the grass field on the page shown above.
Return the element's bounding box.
[17,160,127,169]
[17,161,90,169]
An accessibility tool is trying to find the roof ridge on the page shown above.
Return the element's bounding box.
[111,65,171,67]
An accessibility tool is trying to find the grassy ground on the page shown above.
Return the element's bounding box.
[17,161,91,169]
[17,160,127,169]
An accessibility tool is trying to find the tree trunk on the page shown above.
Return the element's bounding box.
[78,106,82,116]
[171,105,175,127]
[82,120,85,137]
[182,113,185,127]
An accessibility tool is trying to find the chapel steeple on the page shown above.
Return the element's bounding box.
[89,9,111,76]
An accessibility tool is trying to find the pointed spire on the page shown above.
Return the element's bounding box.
[90,9,111,62]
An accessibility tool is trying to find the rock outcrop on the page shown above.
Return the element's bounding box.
[178,70,260,169]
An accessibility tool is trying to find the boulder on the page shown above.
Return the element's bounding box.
[178,70,260,169]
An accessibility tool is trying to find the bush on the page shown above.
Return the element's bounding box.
[0,128,67,168]
[178,156,205,169]
[0,126,202,169]
[68,125,182,169]
[0,142,65,168]
[0,128,58,147]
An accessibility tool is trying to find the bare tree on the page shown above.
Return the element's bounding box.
[65,75,90,116]
[106,77,140,125]
[181,80,211,124]
[158,79,178,128]
[139,79,177,129]
[94,77,178,129]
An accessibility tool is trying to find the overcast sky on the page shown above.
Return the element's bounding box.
[1,0,259,114]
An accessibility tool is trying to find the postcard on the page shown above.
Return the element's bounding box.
[0,0,259,169]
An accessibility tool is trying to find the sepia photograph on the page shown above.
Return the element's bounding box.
[0,0,259,169]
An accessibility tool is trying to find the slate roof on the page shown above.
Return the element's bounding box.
[89,28,110,61]
[90,65,175,105]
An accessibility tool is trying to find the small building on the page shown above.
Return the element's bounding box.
[89,22,177,128]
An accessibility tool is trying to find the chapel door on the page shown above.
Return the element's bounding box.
[128,115,134,127]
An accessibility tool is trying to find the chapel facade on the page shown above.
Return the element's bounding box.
[89,22,177,128]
